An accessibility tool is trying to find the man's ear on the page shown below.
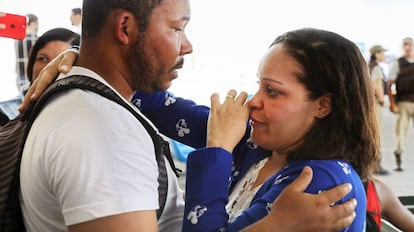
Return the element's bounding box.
[315,93,332,119]
[113,10,138,45]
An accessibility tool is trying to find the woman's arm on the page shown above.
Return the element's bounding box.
[132,91,210,149]
[371,66,385,105]
[19,48,78,112]
[373,178,414,231]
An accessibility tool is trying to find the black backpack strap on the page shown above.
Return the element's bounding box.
[25,75,173,220]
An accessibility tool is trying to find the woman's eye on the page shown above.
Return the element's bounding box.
[35,56,48,63]
[265,86,280,96]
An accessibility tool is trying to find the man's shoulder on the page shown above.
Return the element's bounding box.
[30,88,151,156]
[40,87,132,121]
[397,56,414,64]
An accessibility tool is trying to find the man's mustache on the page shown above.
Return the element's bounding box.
[172,58,184,70]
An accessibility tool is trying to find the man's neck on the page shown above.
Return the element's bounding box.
[76,45,134,101]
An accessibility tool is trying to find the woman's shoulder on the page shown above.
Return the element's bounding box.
[282,160,362,192]
[286,159,356,175]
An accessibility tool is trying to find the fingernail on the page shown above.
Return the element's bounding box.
[60,65,68,72]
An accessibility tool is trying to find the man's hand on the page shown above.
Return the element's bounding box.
[18,48,79,112]
[389,104,399,114]
[244,166,356,232]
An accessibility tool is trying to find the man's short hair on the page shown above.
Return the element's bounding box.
[26,14,38,26]
[403,37,413,45]
[72,8,82,15]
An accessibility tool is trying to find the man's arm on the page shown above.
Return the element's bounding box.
[69,211,157,232]
[244,166,356,232]
[387,61,399,113]
[387,79,399,113]
[371,66,385,105]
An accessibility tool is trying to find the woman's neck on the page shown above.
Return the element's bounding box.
[251,151,288,189]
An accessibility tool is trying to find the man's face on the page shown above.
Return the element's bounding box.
[128,0,193,93]
[403,42,413,57]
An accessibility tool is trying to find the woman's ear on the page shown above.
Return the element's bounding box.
[315,93,332,119]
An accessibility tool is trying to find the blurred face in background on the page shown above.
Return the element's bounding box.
[70,12,81,26]
[375,51,385,62]
[32,41,73,81]
[403,41,413,57]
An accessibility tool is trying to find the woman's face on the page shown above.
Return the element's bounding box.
[376,51,385,62]
[248,44,322,154]
[32,41,73,82]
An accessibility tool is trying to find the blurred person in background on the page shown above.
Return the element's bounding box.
[368,45,389,175]
[0,27,80,122]
[25,27,80,85]
[70,7,82,35]
[15,13,38,92]
[364,177,414,231]
[387,37,414,171]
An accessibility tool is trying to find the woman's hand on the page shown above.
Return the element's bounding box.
[18,48,79,112]
[206,89,250,153]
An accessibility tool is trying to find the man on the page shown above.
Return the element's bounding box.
[15,13,38,92]
[20,1,191,231]
[387,37,414,171]
[19,0,356,231]
[70,7,82,34]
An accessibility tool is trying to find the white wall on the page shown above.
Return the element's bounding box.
[1,0,413,103]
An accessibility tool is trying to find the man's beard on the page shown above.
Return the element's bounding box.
[127,34,165,93]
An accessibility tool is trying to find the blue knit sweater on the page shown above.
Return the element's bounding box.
[132,91,366,232]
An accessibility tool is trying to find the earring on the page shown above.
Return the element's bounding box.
[317,114,326,119]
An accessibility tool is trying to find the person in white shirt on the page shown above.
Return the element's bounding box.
[69,7,82,35]
[21,1,192,231]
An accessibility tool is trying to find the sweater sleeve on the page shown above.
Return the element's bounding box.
[132,91,210,149]
[183,147,233,232]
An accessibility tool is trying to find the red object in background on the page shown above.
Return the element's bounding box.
[0,13,26,40]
